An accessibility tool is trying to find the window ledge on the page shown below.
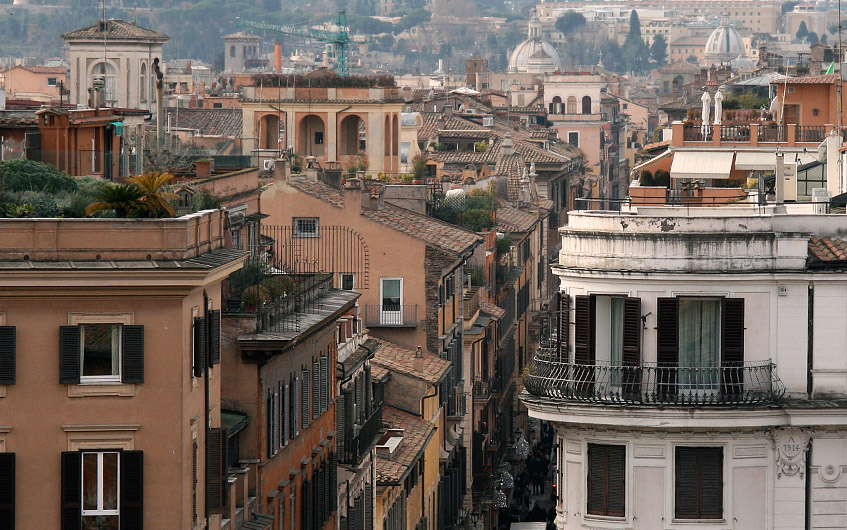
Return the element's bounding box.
[583,514,627,523]
[68,383,136,398]
[671,519,727,525]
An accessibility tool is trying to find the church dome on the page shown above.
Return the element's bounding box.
[508,10,561,73]
[704,15,745,65]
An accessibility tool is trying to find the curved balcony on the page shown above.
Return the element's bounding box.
[524,352,784,406]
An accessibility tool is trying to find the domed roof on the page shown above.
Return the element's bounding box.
[508,10,561,73]
[704,15,745,64]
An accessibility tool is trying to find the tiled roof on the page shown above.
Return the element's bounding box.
[779,74,839,85]
[287,177,345,207]
[375,406,435,484]
[371,364,390,382]
[809,236,847,264]
[165,108,242,137]
[496,201,538,232]
[371,339,451,385]
[62,19,169,41]
[479,301,505,318]
[362,203,481,256]
[3,66,67,74]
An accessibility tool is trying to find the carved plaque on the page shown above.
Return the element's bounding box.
[767,428,812,478]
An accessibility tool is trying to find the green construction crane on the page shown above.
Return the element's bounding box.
[237,10,350,76]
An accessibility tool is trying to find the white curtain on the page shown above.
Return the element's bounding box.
[678,298,721,391]
[609,297,624,387]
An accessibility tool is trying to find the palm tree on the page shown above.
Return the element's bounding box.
[85,184,144,218]
[126,172,179,218]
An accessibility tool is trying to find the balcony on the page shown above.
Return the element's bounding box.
[464,286,481,320]
[524,354,784,406]
[473,377,492,402]
[674,121,839,148]
[339,401,384,466]
[363,304,418,327]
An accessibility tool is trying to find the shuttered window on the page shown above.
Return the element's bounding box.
[193,317,206,378]
[302,370,311,429]
[207,427,227,515]
[573,295,595,364]
[281,382,289,447]
[60,325,144,385]
[208,310,221,366]
[61,450,143,530]
[0,453,14,530]
[320,356,329,412]
[675,447,723,520]
[267,389,274,457]
[586,443,625,517]
[0,327,16,385]
[558,293,569,360]
[313,362,321,419]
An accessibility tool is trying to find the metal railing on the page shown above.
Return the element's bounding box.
[524,353,784,405]
[719,124,750,142]
[758,125,786,143]
[464,287,481,320]
[797,126,826,143]
[683,124,712,142]
[473,377,492,401]
[256,274,334,333]
[340,401,383,465]
[363,304,418,327]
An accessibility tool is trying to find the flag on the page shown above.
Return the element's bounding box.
[826,61,835,74]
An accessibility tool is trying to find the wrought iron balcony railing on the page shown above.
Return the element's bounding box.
[339,401,383,465]
[524,353,784,406]
[363,304,418,327]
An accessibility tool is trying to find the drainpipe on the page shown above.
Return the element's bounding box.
[808,282,814,398]
[203,291,211,520]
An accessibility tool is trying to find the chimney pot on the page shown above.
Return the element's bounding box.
[414,346,424,373]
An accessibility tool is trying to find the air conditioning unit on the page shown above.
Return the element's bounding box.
[263,159,275,172]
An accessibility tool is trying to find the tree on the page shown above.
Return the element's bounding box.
[126,172,179,218]
[650,34,668,66]
[555,11,586,35]
[807,31,819,45]
[796,21,809,41]
[781,1,799,14]
[0,159,77,194]
[626,10,642,46]
[822,33,828,44]
[686,55,699,63]
[85,184,145,218]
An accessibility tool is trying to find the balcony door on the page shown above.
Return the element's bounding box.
[380,278,403,325]
[595,296,625,391]
[678,298,721,395]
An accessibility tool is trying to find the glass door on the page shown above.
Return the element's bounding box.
[380,278,402,325]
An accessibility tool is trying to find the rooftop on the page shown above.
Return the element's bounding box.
[372,340,451,385]
[164,108,242,138]
[375,406,436,485]
[62,19,169,42]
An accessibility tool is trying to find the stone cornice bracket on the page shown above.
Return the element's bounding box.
[767,427,813,479]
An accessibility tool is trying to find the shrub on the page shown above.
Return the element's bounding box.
[243,284,271,307]
[653,170,671,187]
[496,237,513,254]
[261,276,294,299]
[640,170,654,186]
[463,208,494,232]
[0,159,77,194]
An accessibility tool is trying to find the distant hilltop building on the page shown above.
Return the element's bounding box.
[508,10,561,74]
[703,14,746,67]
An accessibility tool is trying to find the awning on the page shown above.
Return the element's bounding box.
[734,151,779,171]
[670,151,734,179]
[221,410,251,438]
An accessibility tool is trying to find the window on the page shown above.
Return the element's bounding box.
[213,102,223,108]
[82,451,119,527]
[230,45,236,58]
[294,217,319,237]
[80,324,120,381]
[568,132,579,147]
[675,447,723,520]
[341,273,355,290]
[582,95,592,115]
[566,96,577,114]
[586,443,625,517]
[61,322,144,386]
[62,450,143,530]
[48,77,58,86]
[0,453,12,527]
[380,278,403,325]
[315,131,324,145]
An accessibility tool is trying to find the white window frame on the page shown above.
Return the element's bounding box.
[379,277,404,325]
[81,451,120,519]
[293,217,320,238]
[79,322,122,384]
[340,273,356,291]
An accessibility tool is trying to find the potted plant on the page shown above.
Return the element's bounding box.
[242,284,271,312]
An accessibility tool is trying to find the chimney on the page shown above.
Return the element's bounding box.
[414,346,424,373]
[0,87,6,111]
[274,42,283,73]
[343,177,364,215]
[186,60,192,74]
[501,134,515,156]
[444,104,453,117]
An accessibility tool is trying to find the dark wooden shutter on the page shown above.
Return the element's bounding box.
[607,445,625,517]
[206,427,224,514]
[699,448,723,519]
[208,310,221,366]
[0,327,16,385]
[193,317,206,378]
[59,326,81,385]
[558,293,569,360]
[121,325,144,384]
[61,451,81,530]
[675,447,699,519]
[0,453,14,530]
[120,450,144,530]
[302,478,312,530]
[220,434,229,509]
[622,298,641,397]
[656,298,679,398]
[721,298,744,398]
[313,362,320,419]
[302,370,310,429]
[586,444,606,516]
[573,295,594,364]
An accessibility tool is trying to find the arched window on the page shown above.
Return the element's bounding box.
[140,63,147,102]
[549,96,562,114]
[566,96,577,114]
[230,45,236,58]
[90,61,117,104]
[582,96,592,115]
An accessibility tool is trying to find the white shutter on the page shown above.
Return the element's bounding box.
[320,356,329,412]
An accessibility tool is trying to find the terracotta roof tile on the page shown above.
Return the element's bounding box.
[375,406,435,484]
[809,236,847,263]
[62,19,169,41]
[371,364,390,382]
[371,339,451,385]
[496,202,538,233]
[779,74,839,85]
[361,203,481,256]
[479,301,505,318]
[287,177,345,207]
[165,108,242,137]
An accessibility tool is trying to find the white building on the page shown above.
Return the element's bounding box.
[522,198,847,530]
[62,19,169,111]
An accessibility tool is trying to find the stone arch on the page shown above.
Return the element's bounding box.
[581,95,591,115]
[339,114,366,156]
[392,114,399,157]
[566,96,577,114]
[88,61,119,104]
[140,63,147,102]
[298,114,325,157]
[260,114,281,150]
[384,115,391,157]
